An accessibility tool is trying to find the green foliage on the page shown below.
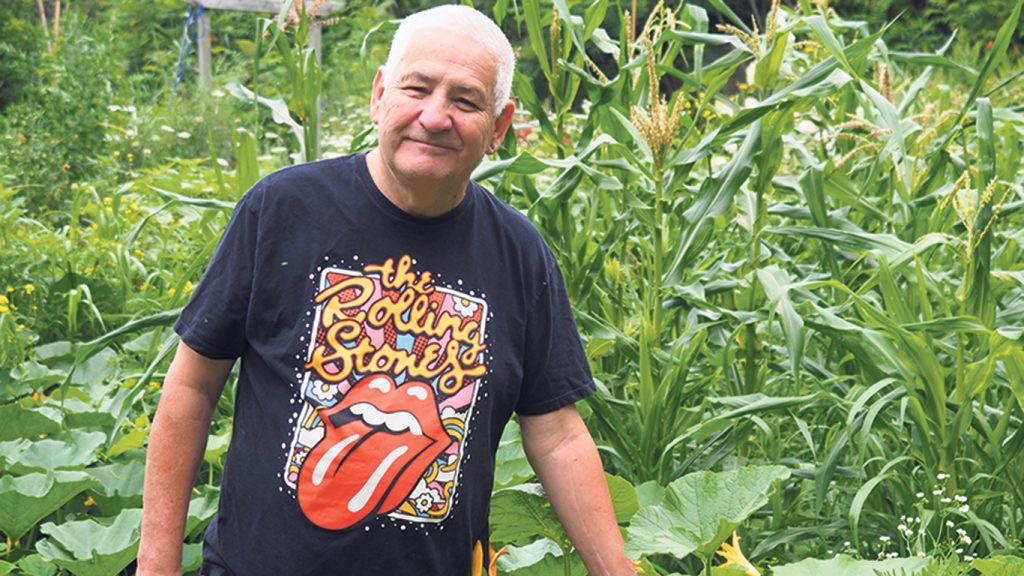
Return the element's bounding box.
[625,466,790,562]
[771,554,930,576]
[1,0,1024,574]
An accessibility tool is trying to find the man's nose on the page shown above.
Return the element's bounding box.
[418,97,454,132]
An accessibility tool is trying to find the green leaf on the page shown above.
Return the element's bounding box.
[606,473,638,524]
[494,420,534,489]
[14,555,56,576]
[0,430,107,474]
[185,489,220,538]
[0,471,96,541]
[489,484,568,548]
[498,538,588,576]
[625,465,790,560]
[772,554,929,576]
[0,403,62,442]
[757,266,805,378]
[971,555,1024,576]
[86,460,145,515]
[36,508,143,576]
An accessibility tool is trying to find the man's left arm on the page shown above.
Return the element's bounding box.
[519,405,636,576]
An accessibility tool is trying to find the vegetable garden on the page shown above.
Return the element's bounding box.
[1,0,1023,574]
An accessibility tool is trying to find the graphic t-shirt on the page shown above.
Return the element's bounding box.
[173,153,594,575]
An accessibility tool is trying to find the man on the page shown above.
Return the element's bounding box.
[139,5,635,575]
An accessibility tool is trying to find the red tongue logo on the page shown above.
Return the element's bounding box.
[297,374,452,530]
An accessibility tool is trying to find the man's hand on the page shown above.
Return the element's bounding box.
[137,342,234,576]
[519,405,637,576]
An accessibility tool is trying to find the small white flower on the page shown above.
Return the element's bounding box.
[915,492,925,499]
[160,124,175,133]
[954,494,968,503]
[946,520,955,528]
[937,472,949,480]
[965,554,975,562]
[941,497,952,503]
[176,131,192,139]
[955,548,963,554]
[959,504,970,514]
[879,535,891,543]
[933,489,943,496]
[453,297,479,317]
[897,524,907,531]
[309,379,338,402]
[917,551,927,558]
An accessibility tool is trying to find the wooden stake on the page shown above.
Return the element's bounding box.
[51,1,62,56]
[36,0,50,52]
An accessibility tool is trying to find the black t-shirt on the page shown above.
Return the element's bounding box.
[173,153,594,575]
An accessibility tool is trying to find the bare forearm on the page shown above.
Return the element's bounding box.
[138,384,216,574]
[138,344,231,576]
[521,409,635,576]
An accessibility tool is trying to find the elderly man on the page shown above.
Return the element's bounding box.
[139,5,634,575]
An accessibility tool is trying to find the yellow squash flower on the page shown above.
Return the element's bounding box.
[715,531,760,576]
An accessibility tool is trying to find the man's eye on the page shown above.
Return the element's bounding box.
[406,86,428,94]
[456,99,480,110]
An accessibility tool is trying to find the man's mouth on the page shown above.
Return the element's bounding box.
[407,137,456,151]
[298,374,451,530]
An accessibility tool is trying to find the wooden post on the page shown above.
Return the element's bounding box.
[310,23,322,158]
[198,8,212,89]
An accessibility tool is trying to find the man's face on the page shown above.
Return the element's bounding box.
[370,29,513,189]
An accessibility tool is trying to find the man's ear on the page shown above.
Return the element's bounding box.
[369,66,386,125]
[490,100,516,152]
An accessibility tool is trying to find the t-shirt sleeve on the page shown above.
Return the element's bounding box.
[515,250,595,415]
[173,190,259,360]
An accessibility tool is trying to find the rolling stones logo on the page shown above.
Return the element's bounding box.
[298,374,452,530]
[284,255,488,531]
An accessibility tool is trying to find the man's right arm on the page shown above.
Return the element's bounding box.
[137,341,235,576]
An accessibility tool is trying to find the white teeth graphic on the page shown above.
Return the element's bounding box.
[349,403,423,436]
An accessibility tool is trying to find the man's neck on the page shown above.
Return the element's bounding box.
[365,149,469,218]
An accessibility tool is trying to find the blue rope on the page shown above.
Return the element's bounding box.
[172,4,205,94]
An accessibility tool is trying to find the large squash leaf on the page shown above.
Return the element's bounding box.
[0,470,96,541]
[35,508,143,576]
[0,430,106,474]
[489,484,568,548]
[772,554,929,575]
[86,460,145,515]
[972,555,1024,576]
[626,465,790,560]
[0,403,62,442]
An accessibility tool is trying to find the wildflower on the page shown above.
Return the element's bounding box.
[84,496,95,506]
[184,281,194,294]
[915,492,925,499]
[23,284,35,295]
[878,536,891,543]
[0,295,12,315]
[937,472,949,481]
[946,520,955,528]
[958,504,970,514]
[715,531,760,576]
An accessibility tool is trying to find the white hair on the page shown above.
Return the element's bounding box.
[381,5,515,115]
